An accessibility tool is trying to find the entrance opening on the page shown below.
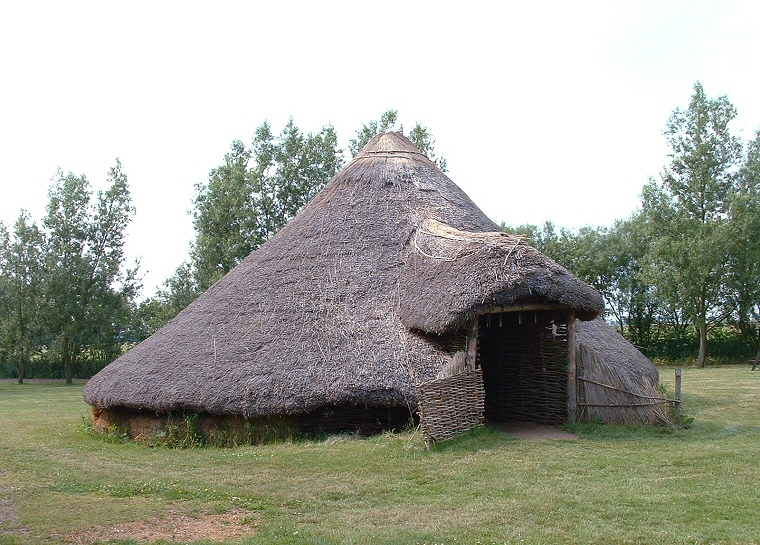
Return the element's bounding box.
[477,310,569,425]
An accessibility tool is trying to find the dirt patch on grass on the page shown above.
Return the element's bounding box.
[496,421,578,440]
[0,484,28,537]
[0,497,26,536]
[66,507,259,544]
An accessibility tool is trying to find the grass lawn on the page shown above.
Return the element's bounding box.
[1,365,759,545]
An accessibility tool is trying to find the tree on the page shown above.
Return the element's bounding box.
[190,119,344,292]
[349,109,400,155]
[408,123,448,173]
[0,213,45,382]
[503,221,620,324]
[191,139,254,290]
[725,129,760,351]
[603,214,658,348]
[501,217,661,350]
[641,82,742,367]
[130,262,198,339]
[152,119,344,326]
[42,161,139,382]
[267,119,344,238]
[349,109,448,172]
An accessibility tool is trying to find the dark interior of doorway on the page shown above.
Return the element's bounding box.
[477,310,569,425]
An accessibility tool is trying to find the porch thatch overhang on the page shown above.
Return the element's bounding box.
[398,219,604,335]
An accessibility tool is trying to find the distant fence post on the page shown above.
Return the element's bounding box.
[674,369,682,422]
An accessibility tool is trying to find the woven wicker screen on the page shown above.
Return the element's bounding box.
[416,369,485,444]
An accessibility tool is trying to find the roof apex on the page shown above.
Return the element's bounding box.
[359,132,423,155]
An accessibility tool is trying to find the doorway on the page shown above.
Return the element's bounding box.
[477,310,569,425]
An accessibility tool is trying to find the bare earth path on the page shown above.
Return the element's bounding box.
[496,421,578,440]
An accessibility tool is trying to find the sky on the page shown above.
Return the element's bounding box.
[1,1,759,297]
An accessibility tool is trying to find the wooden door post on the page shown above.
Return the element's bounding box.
[567,312,577,422]
[466,317,479,370]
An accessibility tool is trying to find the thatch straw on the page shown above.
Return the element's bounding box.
[399,219,603,334]
[575,318,669,424]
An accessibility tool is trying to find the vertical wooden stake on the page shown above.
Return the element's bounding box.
[674,368,682,422]
[566,311,577,423]
[466,317,479,370]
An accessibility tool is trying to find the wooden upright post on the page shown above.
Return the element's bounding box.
[566,312,577,422]
[466,317,479,370]
[674,368,682,422]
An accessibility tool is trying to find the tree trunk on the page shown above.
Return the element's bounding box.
[65,358,73,383]
[17,347,26,384]
[63,342,74,384]
[697,319,708,368]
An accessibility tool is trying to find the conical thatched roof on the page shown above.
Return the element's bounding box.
[84,133,604,418]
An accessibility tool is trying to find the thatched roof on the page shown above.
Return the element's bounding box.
[577,318,659,386]
[400,219,602,333]
[84,132,604,417]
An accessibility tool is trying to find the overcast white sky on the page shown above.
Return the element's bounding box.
[1,1,759,296]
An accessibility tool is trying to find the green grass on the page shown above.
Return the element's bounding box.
[1,366,760,544]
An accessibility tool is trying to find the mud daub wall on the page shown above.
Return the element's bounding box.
[478,310,569,425]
